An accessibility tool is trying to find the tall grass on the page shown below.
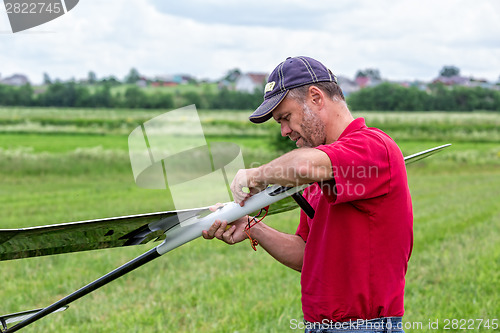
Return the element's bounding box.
[0,108,498,332]
[4,108,497,141]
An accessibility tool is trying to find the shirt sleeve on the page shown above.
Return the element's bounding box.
[315,132,391,204]
[295,208,310,242]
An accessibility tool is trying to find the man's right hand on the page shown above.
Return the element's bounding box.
[202,204,249,245]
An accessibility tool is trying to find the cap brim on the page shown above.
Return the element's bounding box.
[249,90,288,123]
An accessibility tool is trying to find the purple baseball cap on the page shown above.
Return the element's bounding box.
[249,56,337,123]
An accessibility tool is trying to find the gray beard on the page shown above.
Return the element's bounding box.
[299,103,326,147]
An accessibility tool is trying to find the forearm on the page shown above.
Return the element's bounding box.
[250,222,305,272]
[250,148,332,188]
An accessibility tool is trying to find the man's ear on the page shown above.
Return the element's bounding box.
[308,86,325,108]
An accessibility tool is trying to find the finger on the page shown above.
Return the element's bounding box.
[249,187,262,195]
[238,193,253,206]
[203,220,230,240]
[209,203,224,212]
[230,183,240,202]
[221,225,236,244]
[202,230,213,239]
[230,173,248,204]
[233,190,249,206]
[205,220,222,238]
[214,220,228,240]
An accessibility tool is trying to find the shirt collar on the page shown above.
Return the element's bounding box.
[337,117,367,141]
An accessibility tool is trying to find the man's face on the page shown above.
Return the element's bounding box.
[272,95,326,148]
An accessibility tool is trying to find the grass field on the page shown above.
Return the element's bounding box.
[0,107,499,332]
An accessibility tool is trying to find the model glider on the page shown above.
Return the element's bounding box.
[0,144,450,332]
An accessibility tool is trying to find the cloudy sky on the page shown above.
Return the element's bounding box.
[1,0,499,84]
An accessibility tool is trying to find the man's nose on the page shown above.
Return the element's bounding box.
[281,123,291,137]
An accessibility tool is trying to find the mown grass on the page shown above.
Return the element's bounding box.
[0,107,498,332]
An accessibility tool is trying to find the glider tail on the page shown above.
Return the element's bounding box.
[0,307,67,332]
[0,248,161,333]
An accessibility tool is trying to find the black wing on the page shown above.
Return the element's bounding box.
[0,209,206,261]
[0,198,299,261]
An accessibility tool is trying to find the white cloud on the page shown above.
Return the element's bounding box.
[0,0,499,84]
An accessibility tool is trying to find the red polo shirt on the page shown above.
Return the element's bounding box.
[296,118,413,323]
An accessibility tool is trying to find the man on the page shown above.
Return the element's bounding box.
[203,56,413,333]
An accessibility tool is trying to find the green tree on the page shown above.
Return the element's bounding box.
[99,76,121,86]
[439,65,460,77]
[0,84,16,105]
[355,68,381,80]
[181,91,203,108]
[222,68,241,82]
[93,83,114,107]
[43,72,52,85]
[13,83,34,106]
[125,68,141,84]
[124,86,146,108]
[87,71,97,84]
[147,92,174,109]
[348,82,430,111]
[428,83,456,110]
[40,82,78,106]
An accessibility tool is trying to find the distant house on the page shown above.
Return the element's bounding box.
[153,74,181,87]
[1,74,29,86]
[217,79,232,90]
[336,75,359,97]
[355,76,370,88]
[151,81,177,87]
[432,75,469,86]
[469,78,496,89]
[410,81,429,91]
[136,79,148,88]
[235,73,267,93]
[354,76,382,88]
[152,74,196,87]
